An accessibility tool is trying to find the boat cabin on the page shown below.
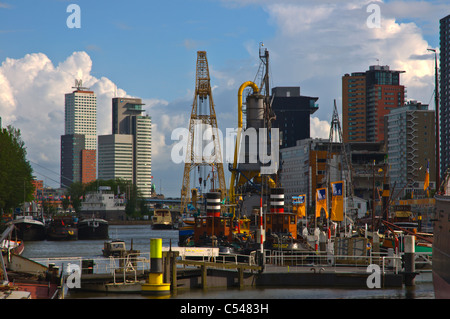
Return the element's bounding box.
[152,209,173,229]
[193,216,233,243]
[264,212,297,238]
[102,239,126,257]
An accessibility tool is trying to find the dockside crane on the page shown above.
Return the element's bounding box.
[180,51,227,214]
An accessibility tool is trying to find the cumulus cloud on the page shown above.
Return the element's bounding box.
[310,116,331,139]
[247,0,440,124]
[0,52,179,189]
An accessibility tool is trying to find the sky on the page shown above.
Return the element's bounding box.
[0,0,449,197]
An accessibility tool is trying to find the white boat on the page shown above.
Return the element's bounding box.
[151,209,173,230]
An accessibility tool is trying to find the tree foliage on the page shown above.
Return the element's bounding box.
[0,126,34,213]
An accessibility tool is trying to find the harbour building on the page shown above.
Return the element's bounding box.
[98,98,152,198]
[342,65,405,143]
[385,101,436,196]
[271,87,319,149]
[60,81,97,188]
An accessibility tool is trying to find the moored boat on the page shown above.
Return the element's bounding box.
[9,216,46,241]
[1,239,24,255]
[102,239,126,257]
[46,215,78,241]
[151,209,173,230]
[78,217,109,240]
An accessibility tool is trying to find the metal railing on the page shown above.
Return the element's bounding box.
[263,250,405,274]
[32,253,151,278]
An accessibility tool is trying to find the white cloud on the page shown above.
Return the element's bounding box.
[310,116,331,139]
[0,52,133,186]
[254,0,440,122]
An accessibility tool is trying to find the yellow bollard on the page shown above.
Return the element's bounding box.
[141,238,171,295]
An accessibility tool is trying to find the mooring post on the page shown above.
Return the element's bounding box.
[238,266,244,289]
[403,235,416,286]
[171,251,178,292]
[141,238,171,295]
[201,263,207,290]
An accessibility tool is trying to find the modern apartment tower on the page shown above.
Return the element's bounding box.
[440,15,450,181]
[385,101,435,196]
[98,98,152,198]
[271,87,319,149]
[342,65,405,143]
[60,81,97,187]
[98,134,134,181]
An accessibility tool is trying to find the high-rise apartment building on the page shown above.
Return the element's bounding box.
[98,134,134,181]
[133,115,152,198]
[64,84,97,150]
[440,15,450,179]
[98,98,152,198]
[61,82,97,188]
[385,101,435,196]
[271,87,319,149]
[342,65,405,143]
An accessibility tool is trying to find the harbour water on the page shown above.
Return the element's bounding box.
[21,225,435,299]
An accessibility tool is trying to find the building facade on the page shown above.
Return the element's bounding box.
[61,83,97,188]
[385,101,435,196]
[342,65,405,143]
[64,87,97,150]
[60,134,86,188]
[133,115,152,198]
[98,98,152,198]
[98,134,134,182]
[280,138,340,207]
[440,15,450,180]
[271,87,319,149]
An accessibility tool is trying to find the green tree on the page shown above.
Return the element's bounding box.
[66,181,85,214]
[0,126,34,214]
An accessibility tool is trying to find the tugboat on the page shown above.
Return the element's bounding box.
[78,215,109,240]
[102,239,126,257]
[46,215,78,241]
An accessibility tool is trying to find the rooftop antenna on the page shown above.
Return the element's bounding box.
[72,79,90,91]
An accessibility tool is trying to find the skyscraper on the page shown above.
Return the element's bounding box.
[342,65,405,143]
[440,15,450,179]
[61,81,97,187]
[98,97,152,198]
[64,82,97,150]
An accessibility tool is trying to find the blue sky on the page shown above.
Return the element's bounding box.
[1,0,449,197]
[1,0,273,99]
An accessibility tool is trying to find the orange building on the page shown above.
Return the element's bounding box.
[81,149,96,184]
[342,65,405,143]
[31,179,44,199]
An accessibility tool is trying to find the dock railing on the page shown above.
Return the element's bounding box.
[32,252,152,278]
[263,250,432,275]
[264,250,404,274]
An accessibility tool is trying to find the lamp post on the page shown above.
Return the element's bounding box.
[428,48,440,191]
